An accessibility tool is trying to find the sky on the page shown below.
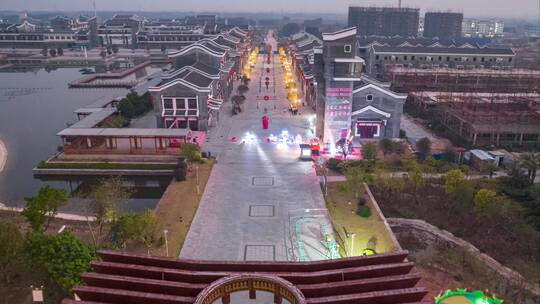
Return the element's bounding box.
[1,0,539,19]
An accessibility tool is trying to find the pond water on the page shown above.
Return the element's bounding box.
[0,67,167,213]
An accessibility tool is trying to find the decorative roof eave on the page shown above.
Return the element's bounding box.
[353,83,407,99]
[162,65,220,80]
[322,27,357,41]
[168,44,225,58]
[351,105,392,118]
[148,78,212,93]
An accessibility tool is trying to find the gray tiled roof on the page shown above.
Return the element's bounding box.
[183,70,214,87]
[192,61,220,76]
[372,45,515,55]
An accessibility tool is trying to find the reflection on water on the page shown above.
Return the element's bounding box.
[0,67,166,212]
[35,175,171,215]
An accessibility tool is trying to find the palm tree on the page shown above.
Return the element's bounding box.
[519,152,540,183]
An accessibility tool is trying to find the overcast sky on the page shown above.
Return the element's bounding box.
[2,0,539,19]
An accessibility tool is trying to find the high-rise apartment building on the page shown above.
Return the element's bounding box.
[424,12,463,38]
[348,7,420,37]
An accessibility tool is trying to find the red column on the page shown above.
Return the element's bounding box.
[248,280,256,299]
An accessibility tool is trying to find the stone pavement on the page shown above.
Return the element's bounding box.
[180,32,333,261]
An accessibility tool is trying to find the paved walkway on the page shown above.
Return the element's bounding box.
[180,33,333,261]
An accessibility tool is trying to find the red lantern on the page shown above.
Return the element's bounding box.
[262,115,269,129]
[266,68,270,73]
[264,95,269,101]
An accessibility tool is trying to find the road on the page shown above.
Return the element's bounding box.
[180,32,334,261]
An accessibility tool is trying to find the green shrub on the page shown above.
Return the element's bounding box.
[327,158,342,172]
[356,206,372,218]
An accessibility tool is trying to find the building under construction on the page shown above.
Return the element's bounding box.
[386,67,540,93]
[408,91,540,147]
[348,7,420,37]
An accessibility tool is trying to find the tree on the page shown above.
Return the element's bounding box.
[56,47,63,56]
[241,75,250,86]
[279,23,301,37]
[181,143,202,171]
[111,45,119,54]
[88,177,132,247]
[442,146,458,163]
[117,98,136,119]
[49,48,57,57]
[25,232,95,292]
[379,138,394,159]
[22,186,68,231]
[41,46,48,57]
[237,84,249,96]
[445,169,465,196]
[231,95,246,105]
[361,142,378,163]
[343,165,373,199]
[115,212,139,248]
[519,152,540,184]
[474,188,497,214]
[406,160,425,191]
[137,210,160,255]
[416,137,432,160]
[0,222,25,284]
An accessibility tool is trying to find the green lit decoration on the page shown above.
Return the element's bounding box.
[435,289,503,304]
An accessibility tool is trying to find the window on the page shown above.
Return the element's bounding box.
[366,94,373,101]
[481,57,485,62]
[404,56,408,60]
[178,119,188,128]
[473,57,477,61]
[446,56,450,61]
[375,55,379,60]
[438,56,442,61]
[509,58,513,62]
[411,56,415,60]
[162,97,198,118]
[344,44,352,53]
[163,98,173,109]
[356,122,380,138]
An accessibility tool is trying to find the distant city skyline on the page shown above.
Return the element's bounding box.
[1,0,539,19]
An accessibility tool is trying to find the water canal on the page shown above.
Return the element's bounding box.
[0,67,168,213]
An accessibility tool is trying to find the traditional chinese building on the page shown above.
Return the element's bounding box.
[311,27,405,153]
[148,27,250,132]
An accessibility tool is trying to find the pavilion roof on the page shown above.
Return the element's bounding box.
[58,128,191,138]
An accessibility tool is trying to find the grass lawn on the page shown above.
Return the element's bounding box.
[150,160,214,256]
[325,181,400,257]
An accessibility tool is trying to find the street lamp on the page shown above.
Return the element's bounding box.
[350,233,356,257]
[163,229,169,257]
